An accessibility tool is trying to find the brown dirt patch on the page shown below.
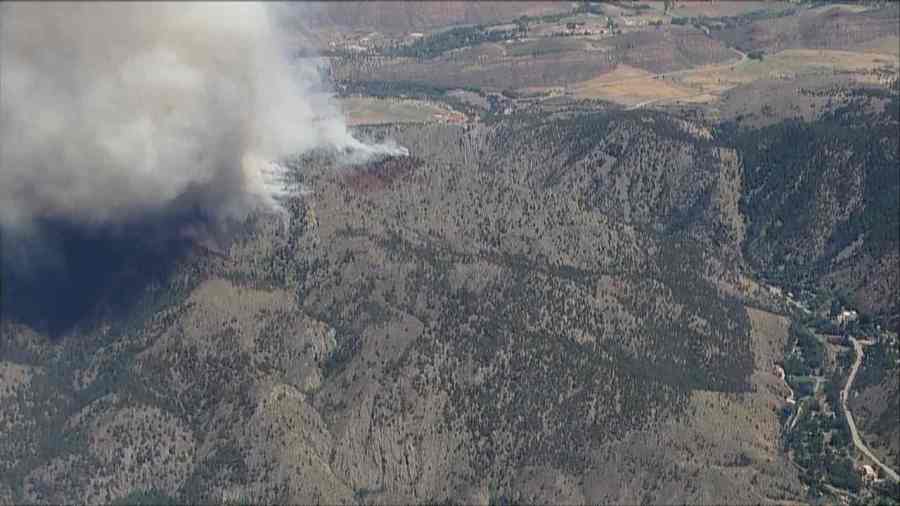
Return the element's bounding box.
[344,156,424,194]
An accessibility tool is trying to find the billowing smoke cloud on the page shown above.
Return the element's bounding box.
[0,2,408,334]
[0,1,404,232]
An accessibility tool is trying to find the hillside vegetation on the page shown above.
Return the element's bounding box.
[732,88,899,328]
[1,108,816,504]
[2,2,898,500]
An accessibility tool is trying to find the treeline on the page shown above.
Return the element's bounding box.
[385,25,522,60]
[113,489,178,505]
[785,396,859,496]
[783,322,824,377]
[673,6,797,30]
[338,80,486,118]
[730,89,900,287]
[854,338,900,391]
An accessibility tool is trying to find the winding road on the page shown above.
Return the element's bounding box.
[841,336,900,483]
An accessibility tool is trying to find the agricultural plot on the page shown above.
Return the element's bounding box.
[672,48,899,103]
[569,47,897,109]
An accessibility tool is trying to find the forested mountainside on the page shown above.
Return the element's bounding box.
[2,107,814,505]
[851,336,900,473]
[3,85,899,505]
[733,88,899,329]
[709,3,900,54]
[3,1,899,504]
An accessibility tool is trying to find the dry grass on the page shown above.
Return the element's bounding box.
[852,381,900,471]
[515,85,566,97]
[670,48,898,104]
[0,362,32,399]
[567,47,897,108]
[348,52,614,91]
[504,37,591,58]
[338,97,462,126]
[255,382,354,504]
[665,1,793,18]
[179,278,294,352]
[853,35,900,56]
[747,307,791,372]
[669,307,797,502]
[569,64,697,105]
[577,303,802,505]
[767,49,897,72]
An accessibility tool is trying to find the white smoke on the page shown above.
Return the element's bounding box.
[0,1,405,232]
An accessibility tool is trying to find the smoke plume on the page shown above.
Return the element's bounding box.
[0,1,402,231]
[0,2,405,334]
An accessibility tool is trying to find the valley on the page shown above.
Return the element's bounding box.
[1,1,898,505]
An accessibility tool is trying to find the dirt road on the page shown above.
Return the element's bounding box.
[841,337,900,482]
[626,48,749,110]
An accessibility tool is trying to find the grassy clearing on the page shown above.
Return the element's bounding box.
[566,46,897,107]
[504,37,591,58]
[671,48,898,104]
[569,64,697,104]
[337,97,460,126]
[853,35,900,57]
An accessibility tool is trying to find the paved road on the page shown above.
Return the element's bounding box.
[841,337,900,483]
[788,402,803,432]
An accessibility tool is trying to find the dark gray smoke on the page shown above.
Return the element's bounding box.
[0,2,404,335]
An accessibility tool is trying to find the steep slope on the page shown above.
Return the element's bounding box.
[849,339,900,473]
[1,109,805,504]
[732,87,900,328]
[711,4,900,55]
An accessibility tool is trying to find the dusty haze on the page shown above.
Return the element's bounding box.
[0,2,400,232]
